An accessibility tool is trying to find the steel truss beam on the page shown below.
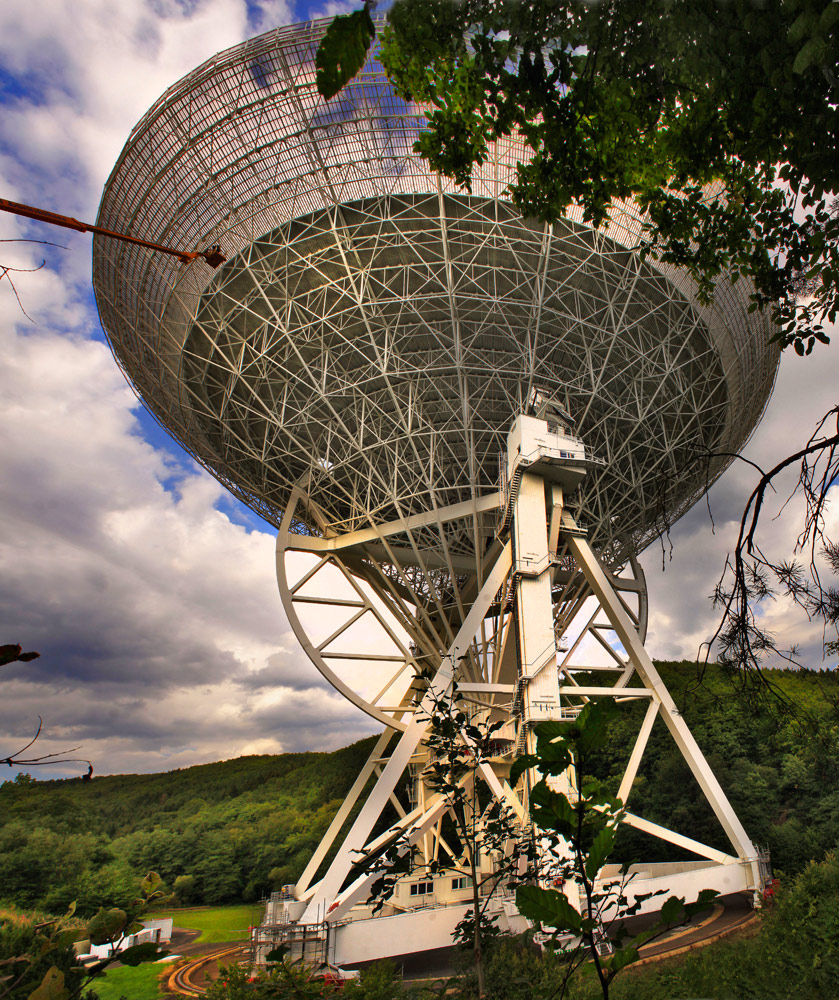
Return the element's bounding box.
[90,17,778,964]
[274,466,760,945]
[94,20,779,573]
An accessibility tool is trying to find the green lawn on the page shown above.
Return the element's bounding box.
[85,962,166,1000]
[153,903,264,943]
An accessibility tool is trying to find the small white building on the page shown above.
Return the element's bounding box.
[76,918,173,963]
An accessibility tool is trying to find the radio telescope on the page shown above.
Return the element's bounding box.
[93,19,779,967]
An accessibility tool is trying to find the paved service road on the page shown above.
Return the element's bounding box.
[166,893,758,993]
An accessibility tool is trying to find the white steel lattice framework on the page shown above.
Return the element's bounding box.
[92,19,780,967]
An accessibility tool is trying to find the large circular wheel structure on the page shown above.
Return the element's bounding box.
[93,19,779,726]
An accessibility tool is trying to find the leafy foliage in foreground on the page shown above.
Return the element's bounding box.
[0,872,166,1000]
[587,852,839,1000]
[513,701,718,999]
[377,0,839,356]
[315,5,376,100]
[202,854,839,999]
[0,907,88,1000]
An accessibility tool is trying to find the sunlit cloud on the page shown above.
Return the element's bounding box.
[1,0,837,782]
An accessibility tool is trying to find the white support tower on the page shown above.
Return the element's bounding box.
[265,411,762,967]
[90,16,780,972]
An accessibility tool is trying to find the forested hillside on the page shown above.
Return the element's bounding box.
[1,663,838,917]
[593,663,839,873]
[0,736,378,914]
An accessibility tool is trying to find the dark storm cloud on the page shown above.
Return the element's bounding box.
[246,698,378,752]
[1,0,838,782]
[235,652,332,692]
[0,610,237,691]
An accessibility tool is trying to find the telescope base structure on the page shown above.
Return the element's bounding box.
[254,858,754,968]
[258,417,765,969]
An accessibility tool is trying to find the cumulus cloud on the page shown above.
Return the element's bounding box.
[1,0,837,785]
[306,0,359,18]
[236,652,333,693]
[0,315,376,773]
[0,0,377,778]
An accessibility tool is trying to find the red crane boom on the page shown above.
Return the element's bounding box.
[0,197,226,267]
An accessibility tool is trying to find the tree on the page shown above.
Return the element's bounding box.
[317,0,839,676]
[173,874,198,906]
[374,0,839,353]
[315,4,376,101]
[0,904,90,1000]
[705,420,839,681]
[0,872,168,1000]
[365,678,532,999]
[364,691,716,1000]
[511,701,717,1000]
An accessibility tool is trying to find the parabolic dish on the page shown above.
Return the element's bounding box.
[92,18,780,565]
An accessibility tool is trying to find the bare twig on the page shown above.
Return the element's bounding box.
[0,259,46,322]
[695,407,839,687]
[2,644,93,777]
[0,237,69,250]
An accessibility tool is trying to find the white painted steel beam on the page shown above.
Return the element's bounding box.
[565,527,761,887]
[295,729,394,896]
[619,813,736,866]
[458,683,517,694]
[288,493,503,553]
[299,542,513,923]
[617,700,659,805]
[558,686,654,698]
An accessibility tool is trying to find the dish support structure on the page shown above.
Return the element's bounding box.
[258,413,764,968]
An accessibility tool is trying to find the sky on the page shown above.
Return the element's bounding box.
[0,0,837,780]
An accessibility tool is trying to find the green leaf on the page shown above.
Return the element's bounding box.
[529,781,576,836]
[53,929,87,949]
[27,967,68,1000]
[87,908,128,946]
[607,944,640,974]
[82,961,109,978]
[141,871,164,897]
[683,888,719,918]
[532,720,567,741]
[787,9,818,46]
[792,36,820,74]
[584,826,616,881]
[610,921,631,946]
[316,8,376,101]
[508,753,539,787]
[820,2,839,31]
[532,737,574,772]
[118,943,169,967]
[658,895,685,925]
[574,700,619,754]
[516,885,582,933]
